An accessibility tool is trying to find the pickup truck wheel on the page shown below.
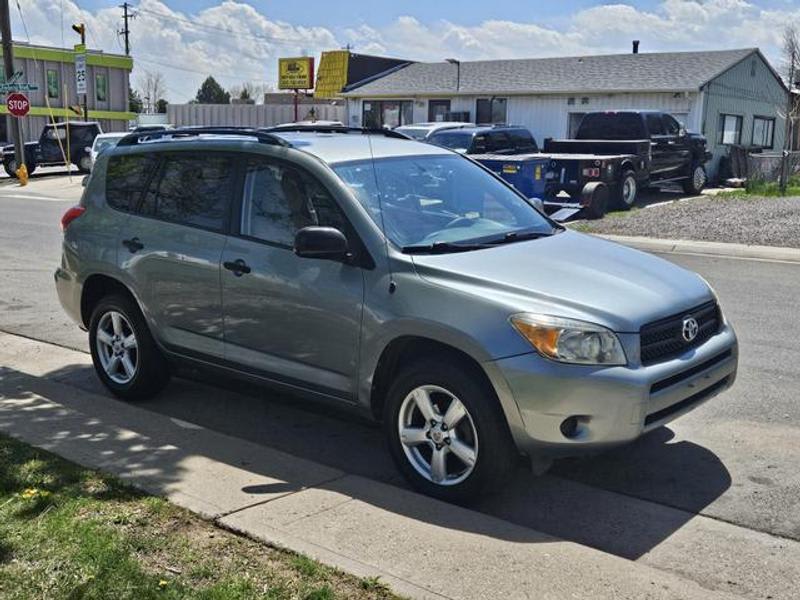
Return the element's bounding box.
[385,358,518,503]
[581,182,608,220]
[89,294,171,401]
[683,164,707,195]
[614,170,638,210]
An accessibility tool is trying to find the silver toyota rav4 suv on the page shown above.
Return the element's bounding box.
[56,126,738,502]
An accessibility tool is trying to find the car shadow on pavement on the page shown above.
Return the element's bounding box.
[0,363,731,557]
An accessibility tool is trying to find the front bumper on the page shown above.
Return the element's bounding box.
[489,323,738,457]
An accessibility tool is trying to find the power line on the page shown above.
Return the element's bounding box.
[135,6,318,47]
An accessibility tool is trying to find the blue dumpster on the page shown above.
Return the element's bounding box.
[473,153,549,199]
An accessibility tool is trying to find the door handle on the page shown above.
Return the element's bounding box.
[122,237,144,253]
[223,259,251,276]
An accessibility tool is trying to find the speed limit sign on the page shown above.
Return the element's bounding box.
[7,92,29,118]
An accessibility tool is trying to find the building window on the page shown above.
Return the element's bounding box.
[362,100,413,128]
[46,69,59,99]
[752,116,775,148]
[718,114,742,145]
[428,99,451,122]
[95,73,108,102]
[476,97,507,124]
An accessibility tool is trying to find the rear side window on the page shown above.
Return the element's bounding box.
[645,113,665,136]
[509,129,538,152]
[487,132,512,153]
[105,154,159,212]
[141,154,235,232]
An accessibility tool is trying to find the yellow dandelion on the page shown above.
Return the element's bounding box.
[158,580,168,588]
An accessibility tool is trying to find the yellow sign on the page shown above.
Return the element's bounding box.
[315,50,350,99]
[278,57,315,90]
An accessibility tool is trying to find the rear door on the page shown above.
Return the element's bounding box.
[644,113,671,177]
[220,155,364,400]
[116,151,236,358]
[661,114,692,177]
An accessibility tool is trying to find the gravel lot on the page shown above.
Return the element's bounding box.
[577,194,800,248]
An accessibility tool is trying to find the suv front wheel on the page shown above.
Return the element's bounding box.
[89,294,170,400]
[384,358,518,503]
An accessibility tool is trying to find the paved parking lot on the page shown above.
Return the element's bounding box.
[2,178,799,598]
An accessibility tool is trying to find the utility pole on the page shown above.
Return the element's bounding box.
[0,0,24,173]
[71,23,88,121]
[119,3,132,56]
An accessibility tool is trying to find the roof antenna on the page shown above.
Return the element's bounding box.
[365,134,396,294]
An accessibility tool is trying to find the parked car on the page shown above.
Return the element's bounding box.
[56,127,737,502]
[90,132,127,169]
[543,110,712,210]
[3,121,102,177]
[428,125,538,155]
[394,122,475,140]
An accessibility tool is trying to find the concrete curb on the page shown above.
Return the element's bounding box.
[597,234,800,263]
[0,332,740,600]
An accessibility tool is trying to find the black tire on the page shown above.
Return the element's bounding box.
[25,161,36,176]
[384,356,518,503]
[76,154,92,174]
[581,182,608,220]
[682,163,707,195]
[613,170,638,210]
[4,159,17,178]
[88,294,170,401]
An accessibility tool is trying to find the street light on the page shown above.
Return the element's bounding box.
[445,58,460,92]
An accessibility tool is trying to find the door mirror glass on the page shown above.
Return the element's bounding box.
[294,226,348,260]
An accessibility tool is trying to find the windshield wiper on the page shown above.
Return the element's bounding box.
[486,228,561,246]
[402,241,491,254]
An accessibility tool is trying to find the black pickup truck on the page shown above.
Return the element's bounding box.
[2,121,101,177]
[542,110,712,212]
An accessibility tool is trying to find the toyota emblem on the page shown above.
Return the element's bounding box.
[682,316,699,342]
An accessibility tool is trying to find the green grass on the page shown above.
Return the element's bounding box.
[0,434,402,600]
[716,175,800,198]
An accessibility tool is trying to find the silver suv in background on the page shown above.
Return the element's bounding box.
[56,127,738,502]
[394,121,475,140]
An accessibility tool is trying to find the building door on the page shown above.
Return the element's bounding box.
[362,100,413,128]
[428,100,451,122]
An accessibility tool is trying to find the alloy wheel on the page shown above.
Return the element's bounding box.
[397,385,479,486]
[693,166,706,191]
[622,175,637,206]
[95,311,138,384]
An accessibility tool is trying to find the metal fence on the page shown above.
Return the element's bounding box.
[166,103,345,129]
[746,151,800,182]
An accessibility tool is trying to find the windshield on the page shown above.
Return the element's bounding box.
[395,127,429,140]
[428,131,473,152]
[332,154,554,250]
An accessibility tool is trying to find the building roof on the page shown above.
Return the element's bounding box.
[343,48,760,97]
[272,131,449,164]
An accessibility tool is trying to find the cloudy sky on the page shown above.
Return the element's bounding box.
[11,0,800,102]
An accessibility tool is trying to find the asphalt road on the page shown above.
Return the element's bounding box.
[2,182,800,599]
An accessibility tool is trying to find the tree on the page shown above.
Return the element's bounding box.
[780,25,800,192]
[155,98,168,114]
[195,76,230,104]
[128,89,143,113]
[136,70,167,114]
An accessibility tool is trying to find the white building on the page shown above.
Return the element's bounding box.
[341,47,788,180]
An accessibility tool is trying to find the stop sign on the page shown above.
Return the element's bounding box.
[7,92,29,118]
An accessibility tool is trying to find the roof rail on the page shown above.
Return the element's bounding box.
[260,125,411,140]
[116,126,291,147]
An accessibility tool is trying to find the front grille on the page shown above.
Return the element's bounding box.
[640,301,721,366]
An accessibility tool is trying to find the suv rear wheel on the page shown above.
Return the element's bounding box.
[384,358,518,503]
[89,294,170,400]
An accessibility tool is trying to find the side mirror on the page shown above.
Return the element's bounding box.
[294,226,349,260]
[678,127,687,137]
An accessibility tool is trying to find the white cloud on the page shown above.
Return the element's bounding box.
[11,0,800,102]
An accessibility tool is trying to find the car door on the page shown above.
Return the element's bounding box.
[117,151,235,359]
[662,114,692,177]
[644,113,670,177]
[221,155,364,401]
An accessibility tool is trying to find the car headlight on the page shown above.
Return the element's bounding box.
[510,314,627,365]
[697,275,726,325]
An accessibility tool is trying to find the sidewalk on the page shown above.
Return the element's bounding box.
[0,332,738,600]
[597,234,800,263]
[0,170,83,202]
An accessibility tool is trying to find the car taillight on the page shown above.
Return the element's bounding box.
[61,206,86,231]
[582,167,600,178]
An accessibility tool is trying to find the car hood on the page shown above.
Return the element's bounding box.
[410,230,713,332]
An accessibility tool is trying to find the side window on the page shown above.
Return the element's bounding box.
[662,115,681,135]
[240,158,346,246]
[488,132,512,152]
[105,154,159,212]
[471,135,488,153]
[510,130,537,152]
[645,113,665,136]
[143,154,235,231]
